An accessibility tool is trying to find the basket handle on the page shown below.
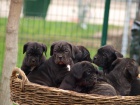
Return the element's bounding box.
[11,67,29,91]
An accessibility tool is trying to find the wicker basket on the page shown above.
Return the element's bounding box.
[10,67,140,105]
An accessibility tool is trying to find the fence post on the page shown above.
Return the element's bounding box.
[101,0,111,46]
[121,0,132,56]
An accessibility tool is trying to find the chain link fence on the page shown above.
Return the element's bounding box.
[0,0,139,74]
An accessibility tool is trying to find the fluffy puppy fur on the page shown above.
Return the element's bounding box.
[93,45,123,74]
[106,58,139,96]
[27,41,74,87]
[59,61,117,96]
[21,42,47,76]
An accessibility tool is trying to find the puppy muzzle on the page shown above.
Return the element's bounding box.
[55,56,71,65]
[93,56,97,62]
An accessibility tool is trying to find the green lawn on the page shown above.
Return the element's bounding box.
[0,17,121,78]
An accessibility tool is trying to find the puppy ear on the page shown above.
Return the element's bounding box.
[69,44,77,59]
[42,44,47,55]
[23,42,30,54]
[82,47,91,60]
[50,42,56,56]
[110,58,122,70]
[114,51,123,59]
[126,62,139,80]
[73,70,83,79]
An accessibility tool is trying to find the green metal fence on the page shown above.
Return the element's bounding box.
[0,0,139,76]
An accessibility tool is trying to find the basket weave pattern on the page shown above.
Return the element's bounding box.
[10,67,140,105]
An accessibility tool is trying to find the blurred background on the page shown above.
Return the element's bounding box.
[0,0,140,76]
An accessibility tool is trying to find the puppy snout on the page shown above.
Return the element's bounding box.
[59,56,62,60]
[93,57,97,62]
[94,57,97,60]
[31,59,36,63]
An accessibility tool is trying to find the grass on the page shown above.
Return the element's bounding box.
[20,17,102,35]
[0,17,121,78]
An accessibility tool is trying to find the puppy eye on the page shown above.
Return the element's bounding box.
[103,55,107,58]
[27,53,30,56]
[65,50,68,53]
[86,69,91,75]
[87,72,90,74]
[103,53,107,58]
[37,54,41,57]
[86,71,91,75]
[53,50,57,53]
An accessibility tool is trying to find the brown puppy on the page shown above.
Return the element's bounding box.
[106,58,139,96]
[59,61,117,96]
[27,41,74,87]
[21,42,47,76]
[93,45,123,74]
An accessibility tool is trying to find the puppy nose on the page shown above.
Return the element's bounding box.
[94,57,97,60]
[32,59,36,63]
[59,56,62,59]
[93,57,97,62]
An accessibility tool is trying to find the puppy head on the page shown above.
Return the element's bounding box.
[93,45,123,70]
[23,42,47,67]
[50,41,74,65]
[71,61,98,87]
[75,46,92,63]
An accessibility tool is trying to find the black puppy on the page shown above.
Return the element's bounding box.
[21,42,47,76]
[106,58,139,96]
[59,61,117,96]
[73,45,92,63]
[27,41,74,87]
[93,45,123,74]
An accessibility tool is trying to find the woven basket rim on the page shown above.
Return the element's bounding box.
[11,67,140,98]
[10,67,140,104]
